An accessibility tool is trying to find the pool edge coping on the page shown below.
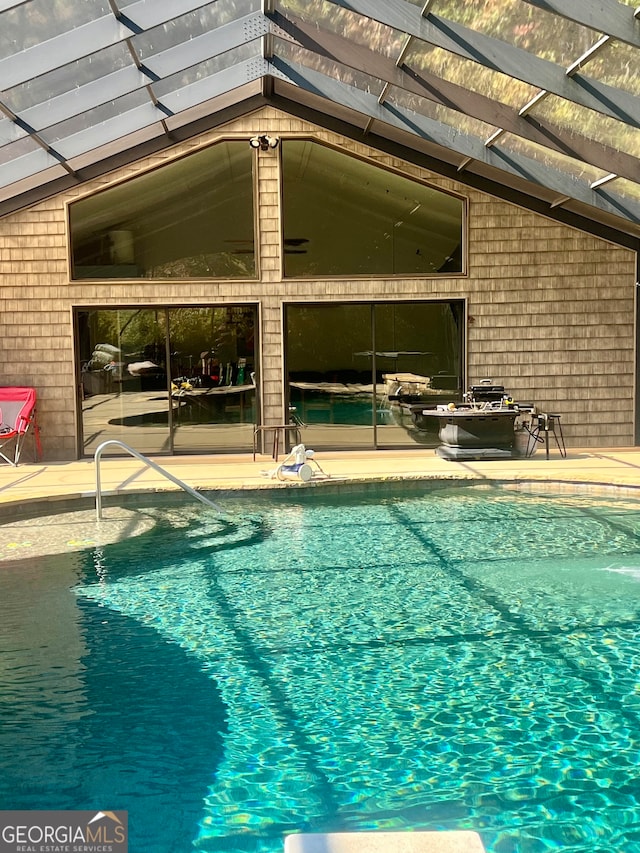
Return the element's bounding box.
[2,472,640,522]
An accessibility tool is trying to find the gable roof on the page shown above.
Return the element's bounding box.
[1,0,639,245]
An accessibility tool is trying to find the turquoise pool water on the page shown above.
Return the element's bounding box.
[2,484,640,853]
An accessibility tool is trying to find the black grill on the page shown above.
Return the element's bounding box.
[468,384,506,403]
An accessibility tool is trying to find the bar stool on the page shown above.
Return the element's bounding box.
[253,424,301,460]
[526,412,566,460]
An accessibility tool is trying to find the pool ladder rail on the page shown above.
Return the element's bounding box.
[94,439,224,521]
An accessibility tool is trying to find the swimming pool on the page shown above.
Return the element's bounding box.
[2,483,640,853]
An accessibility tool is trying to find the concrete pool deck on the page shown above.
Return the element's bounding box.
[1,445,640,512]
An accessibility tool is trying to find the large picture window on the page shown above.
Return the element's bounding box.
[69,142,256,279]
[282,141,465,277]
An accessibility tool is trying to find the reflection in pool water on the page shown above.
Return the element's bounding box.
[2,485,640,853]
[289,391,390,425]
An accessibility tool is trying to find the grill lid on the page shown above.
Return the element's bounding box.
[469,384,506,401]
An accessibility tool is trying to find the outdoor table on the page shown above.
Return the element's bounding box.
[420,406,519,460]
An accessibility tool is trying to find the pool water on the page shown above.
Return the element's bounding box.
[289,392,396,425]
[3,484,640,853]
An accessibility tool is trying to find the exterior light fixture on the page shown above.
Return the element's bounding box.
[249,134,279,151]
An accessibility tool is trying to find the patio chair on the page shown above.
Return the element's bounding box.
[0,387,42,465]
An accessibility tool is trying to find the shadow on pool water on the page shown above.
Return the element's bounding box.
[0,558,228,853]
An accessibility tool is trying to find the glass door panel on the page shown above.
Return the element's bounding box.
[286,303,375,449]
[285,300,464,451]
[374,302,464,447]
[169,306,257,453]
[78,308,170,455]
[77,304,257,456]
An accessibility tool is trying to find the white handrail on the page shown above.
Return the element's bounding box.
[94,440,224,520]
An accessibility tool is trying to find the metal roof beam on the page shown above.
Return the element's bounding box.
[0,59,269,191]
[5,14,265,135]
[565,35,610,76]
[0,0,222,91]
[0,108,28,145]
[0,147,63,189]
[160,58,273,117]
[0,0,30,10]
[323,0,640,127]
[0,97,76,177]
[271,57,640,223]
[0,16,130,91]
[7,66,147,136]
[270,14,640,185]
[521,0,640,50]
[0,88,268,216]
[591,173,617,189]
[53,59,269,161]
[269,87,640,244]
[114,0,219,33]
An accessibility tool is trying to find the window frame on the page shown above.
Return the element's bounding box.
[279,137,468,280]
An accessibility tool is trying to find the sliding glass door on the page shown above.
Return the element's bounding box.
[373,302,464,447]
[76,305,257,456]
[285,301,464,450]
[77,308,170,455]
[169,307,256,453]
[286,303,376,449]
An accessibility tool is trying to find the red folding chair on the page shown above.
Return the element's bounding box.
[0,387,42,465]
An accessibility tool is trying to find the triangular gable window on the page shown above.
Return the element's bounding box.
[282,140,464,277]
[69,141,255,280]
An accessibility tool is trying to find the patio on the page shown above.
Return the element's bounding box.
[1,446,639,516]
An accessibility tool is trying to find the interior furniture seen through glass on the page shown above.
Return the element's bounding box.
[76,305,257,456]
[69,141,256,280]
[285,301,464,450]
[282,141,465,277]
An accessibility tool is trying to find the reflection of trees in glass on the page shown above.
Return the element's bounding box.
[168,308,255,368]
[587,41,639,97]
[0,0,103,57]
[132,0,258,58]
[529,98,640,160]
[430,1,597,64]
[415,1,637,156]
[281,0,405,59]
[146,253,254,279]
[287,304,371,373]
[276,39,387,94]
[93,310,166,361]
[170,310,218,361]
[152,43,258,96]
[282,0,639,183]
[404,41,537,110]
[85,306,255,376]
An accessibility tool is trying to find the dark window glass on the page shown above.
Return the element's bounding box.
[168,306,256,454]
[285,300,464,450]
[76,304,257,456]
[69,142,255,279]
[282,141,464,277]
[287,303,375,449]
[77,307,170,455]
